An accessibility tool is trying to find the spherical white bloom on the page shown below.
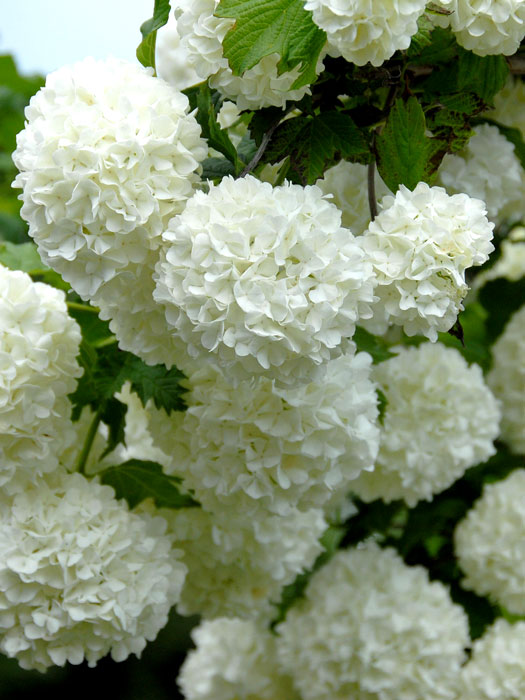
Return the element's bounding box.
[316,160,391,235]
[433,0,525,56]
[155,10,201,90]
[174,0,322,110]
[460,619,525,699]
[488,77,525,139]
[351,344,501,506]
[360,182,494,340]
[0,470,186,671]
[276,542,469,700]
[455,469,525,614]
[304,0,427,66]
[154,175,376,386]
[0,265,82,486]
[488,305,525,454]
[149,353,379,516]
[178,618,298,700]
[12,56,207,367]
[160,505,326,621]
[437,124,525,226]
[474,226,525,288]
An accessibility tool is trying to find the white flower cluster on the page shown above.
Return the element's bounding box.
[149,353,379,516]
[488,305,525,455]
[489,77,525,139]
[437,124,525,226]
[13,56,207,366]
[0,471,186,671]
[154,175,376,386]
[174,0,322,110]
[177,618,298,700]
[433,0,525,56]
[455,469,525,614]
[460,619,525,700]
[351,343,501,506]
[160,505,326,621]
[316,160,391,235]
[276,542,469,700]
[474,226,525,288]
[360,182,494,340]
[304,0,427,66]
[155,10,201,91]
[0,265,82,488]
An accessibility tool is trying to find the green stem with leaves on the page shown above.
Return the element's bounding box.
[75,408,103,475]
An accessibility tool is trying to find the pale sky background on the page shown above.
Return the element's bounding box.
[0,0,152,76]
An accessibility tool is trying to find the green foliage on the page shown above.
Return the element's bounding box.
[136,0,171,70]
[194,84,241,171]
[100,398,128,459]
[479,276,525,345]
[216,0,326,89]
[353,326,397,364]
[100,459,199,510]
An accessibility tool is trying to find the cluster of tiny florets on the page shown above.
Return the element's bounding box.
[351,343,501,506]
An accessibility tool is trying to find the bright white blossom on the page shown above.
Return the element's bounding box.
[351,344,501,506]
[488,77,525,139]
[13,56,207,367]
[175,0,322,110]
[304,0,428,66]
[488,305,525,454]
[0,471,186,671]
[155,10,201,90]
[147,353,379,515]
[360,182,494,340]
[178,618,298,700]
[460,619,525,700]
[437,124,525,226]
[316,160,391,235]
[455,469,525,614]
[154,175,376,386]
[277,542,469,700]
[159,505,326,621]
[433,0,525,56]
[0,265,82,487]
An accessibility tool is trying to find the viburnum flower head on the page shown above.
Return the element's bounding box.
[276,542,469,700]
[455,469,525,614]
[460,619,525,700]
[488,77,525,139]
[360,182,494,340]
[0,471,186,671]
[173,0,323,110]
[178,618,298,700]
[148,353,379,516]
[154,175,376,386]
[433,0,525,56]
[0,265,82,487]
[304,0,428,66]
[488,305,525,455]
[351,343,501,506]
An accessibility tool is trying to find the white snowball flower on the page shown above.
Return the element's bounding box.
[351,344,501,506]
[0,265,82,487]
[437,124,525,226]
[175,0,323,110]
[178,618,298,700]
[433,0,525,56]
[460,619,525,700]
[316,160,391,235]
[0,470,186,671]
[488,77,525,139]
[488,305,525,454]
[154,175,376,386]
[13,56,207,367]
[148,353,379,516]
[276,542,469,700]
[304,0,428,66]
[155,10,201,90]
[160,505,326,621]
[474,226,525,288]
[455,469,525,614]
[360,182,494,340]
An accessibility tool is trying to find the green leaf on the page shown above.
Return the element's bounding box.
[201,157,236,180]
[436,302,491,372]
[406,14,435,58]
[196,84,240,170]
[0,241,43,272]
[100,398,128,459]
[136,0,171,70]
[353,327,397,364]
[376,97,438,191]
[216,0,326,90]
[457,49,509,105]
[125,356,187,414]
[100,459,199,510]
[479,277,525,344]
[407,26,457,65]
[266,112,370,184]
